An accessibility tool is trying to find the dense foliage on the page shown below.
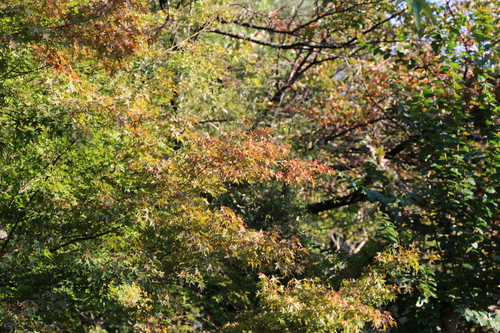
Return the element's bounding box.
[1,0,499,332]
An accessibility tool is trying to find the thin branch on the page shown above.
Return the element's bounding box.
[206,28,356,50]
[321,117,388,146]
[208,9,403,51]
[307,190,367,214]
[227,1,386,36]
[270,50,316,103]
[49,228,119,253]
[365,90,411,137]
[198,118,235,124]
[307,136,418,214]
[329,161,363,171]
[1,139,78,253]
[386,135,418,158]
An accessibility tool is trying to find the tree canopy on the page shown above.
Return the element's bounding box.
[1,0,499,332]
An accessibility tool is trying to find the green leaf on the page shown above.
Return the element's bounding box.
[409,0,423,29]
[409,0,435,29]
[421,0,436,24]
[43,248,54,260]
[462,263,474,270]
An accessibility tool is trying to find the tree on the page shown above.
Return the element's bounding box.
[1,0,500,332]
[1,1,353,331]
[198,0,500,331]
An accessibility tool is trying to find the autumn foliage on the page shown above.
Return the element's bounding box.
[1,0,500,332]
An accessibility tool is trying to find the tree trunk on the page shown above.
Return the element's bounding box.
[440,302,459,333]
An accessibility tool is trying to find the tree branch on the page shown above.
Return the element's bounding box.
[320,117,388,146]
[1,139,78,253]
[208,9,403,51]
[206,28,357,50]
[307,136,418,214]
[307,190,367,214]
[386,135,418,158]
[227,1,387,36]
[198,118,235,124]
[49,228,119,253]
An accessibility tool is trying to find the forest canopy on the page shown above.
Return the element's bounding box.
[1,0,499,332]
